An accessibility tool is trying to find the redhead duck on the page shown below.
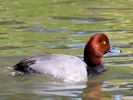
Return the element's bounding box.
[13,33,121,81]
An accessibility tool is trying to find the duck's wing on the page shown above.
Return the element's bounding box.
[13,54,60,73]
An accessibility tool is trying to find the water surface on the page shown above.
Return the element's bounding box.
[0,0,133,100]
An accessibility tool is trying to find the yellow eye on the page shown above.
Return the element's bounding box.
[103,41,106,44]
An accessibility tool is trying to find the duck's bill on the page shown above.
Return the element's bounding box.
[109,47,122,54]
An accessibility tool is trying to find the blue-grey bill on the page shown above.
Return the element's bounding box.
[109,47,122,54]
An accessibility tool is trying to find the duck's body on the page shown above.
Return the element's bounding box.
[14,54,88,81]
[16,54,87,80]
[13,33,121,81]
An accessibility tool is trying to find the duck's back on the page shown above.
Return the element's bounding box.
[14,54,88,81]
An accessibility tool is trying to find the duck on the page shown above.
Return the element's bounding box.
[13,33,121,81]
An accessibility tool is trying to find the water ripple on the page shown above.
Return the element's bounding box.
[49,16,115,23]
[0,20,24,25]
[86,7,133,11]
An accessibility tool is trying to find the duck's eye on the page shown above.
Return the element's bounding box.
[98,40,107,44]
[102,41,106,44]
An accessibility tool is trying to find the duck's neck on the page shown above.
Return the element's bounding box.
[84,45,102,67]
[84,45,106,76]
[86,64,107,77]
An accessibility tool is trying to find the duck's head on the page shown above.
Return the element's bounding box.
[84,33,121,67]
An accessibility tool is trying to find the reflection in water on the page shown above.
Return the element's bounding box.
[82,83,102,100]
[33,80,86,97]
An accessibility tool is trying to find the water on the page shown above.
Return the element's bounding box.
[0,0,133,100]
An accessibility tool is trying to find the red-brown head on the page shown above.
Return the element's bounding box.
[84,33,110,67]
